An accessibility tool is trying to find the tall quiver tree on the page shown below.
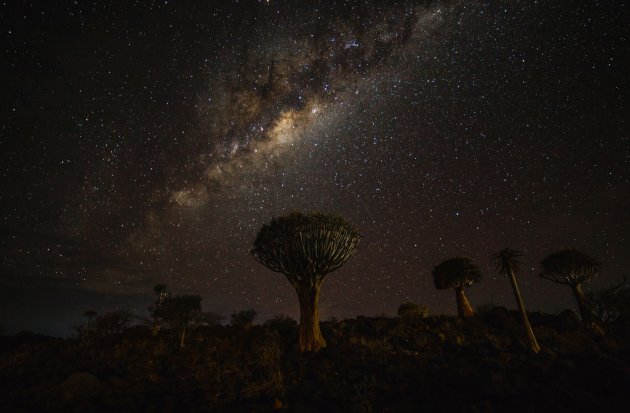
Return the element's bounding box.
[252,212,360,352]
[432,257,482,317]
[150,284,168,336]
[158,294,202,348]
[83,310,97,328]
[539,249,603,332]
[493,248,540,353]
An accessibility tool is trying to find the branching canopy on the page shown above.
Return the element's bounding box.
[492,248,524,276]
[433,257,482,290]
[539,249,601,286]
[587,275,630,325]
[251,212,361,288]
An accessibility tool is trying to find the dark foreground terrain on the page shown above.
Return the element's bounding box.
[1,308,629,412]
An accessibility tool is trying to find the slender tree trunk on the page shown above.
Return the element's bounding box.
[455,285,474,318]
[152,316,160,337]
[572,284,594,322]
[507,269,540,353]
[572,284,605,335]
[297,285,326,352]
[180,325,186,348]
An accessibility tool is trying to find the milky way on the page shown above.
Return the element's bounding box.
[1,0,628,334]
[169,2,444,203]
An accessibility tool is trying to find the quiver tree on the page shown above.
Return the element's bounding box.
[153,294,202,348]
[539,249,603,332]
[587,275,630,327]
[432,257,482,318]
[493,248,540,353]
[150,284,168,336]
[75,310,98,340]
[252,211,360,352]
[83,310,97,328]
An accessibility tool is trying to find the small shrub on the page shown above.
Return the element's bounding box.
[241,332,285,398]
[202,311,225,326]
[264,314,297,334]
[397,302,429,319]
[587,275,630,327]
[93,310,132,337]
[230,309,257,327]
[476,302,499,314]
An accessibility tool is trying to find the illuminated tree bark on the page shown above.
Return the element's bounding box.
[298,285,325,352]
[455,285,475,318]
[508,268,540,353]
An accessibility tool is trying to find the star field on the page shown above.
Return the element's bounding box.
[1,0,628,334]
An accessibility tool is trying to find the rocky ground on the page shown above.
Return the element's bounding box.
[1,308,629,412]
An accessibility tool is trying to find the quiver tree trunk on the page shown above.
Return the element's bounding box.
[297,285,325,352]
[455,285,474,318]
[507,270,540,353]
[572,284,604,334]
[572,284,595,322]
[180,325,186,348]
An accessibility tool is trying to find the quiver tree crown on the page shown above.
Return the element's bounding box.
[251,211,361,285]
[492,248,524,276]
[432,257,483,290]
[539,249,601,286]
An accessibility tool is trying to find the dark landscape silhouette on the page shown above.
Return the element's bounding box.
[1,212,629,412]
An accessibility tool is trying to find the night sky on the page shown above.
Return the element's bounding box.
[1,0,628,335]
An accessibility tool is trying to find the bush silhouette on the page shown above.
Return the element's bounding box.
[231,309,257,327]
[397,302,429,319]
[587,275,630,327]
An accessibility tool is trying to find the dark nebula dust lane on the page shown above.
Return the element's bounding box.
[1,0,628,334]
